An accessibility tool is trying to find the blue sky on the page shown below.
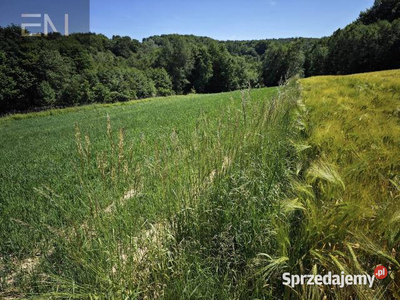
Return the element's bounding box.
[91,0,374,40]
[1,0,375,40]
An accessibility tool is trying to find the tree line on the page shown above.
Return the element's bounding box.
[0,0,399,114]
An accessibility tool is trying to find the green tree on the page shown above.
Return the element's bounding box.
[189,46,213,93]
[359,0,400,24]
[38,81,56,106]
[157,36,194,94]
[111,35,140,58]
[147,68,173,96]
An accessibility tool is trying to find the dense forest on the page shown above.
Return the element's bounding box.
[0,0,399,114]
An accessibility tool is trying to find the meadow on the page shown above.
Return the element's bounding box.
[1,70,399,299]
[2,87,290,298]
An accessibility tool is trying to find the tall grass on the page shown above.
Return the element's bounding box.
[1,90,271,261]
[1,79,301,298]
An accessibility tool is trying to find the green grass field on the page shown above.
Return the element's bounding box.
[0,89,277,256]
[0,70,399,299]
[2,87,289,298]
